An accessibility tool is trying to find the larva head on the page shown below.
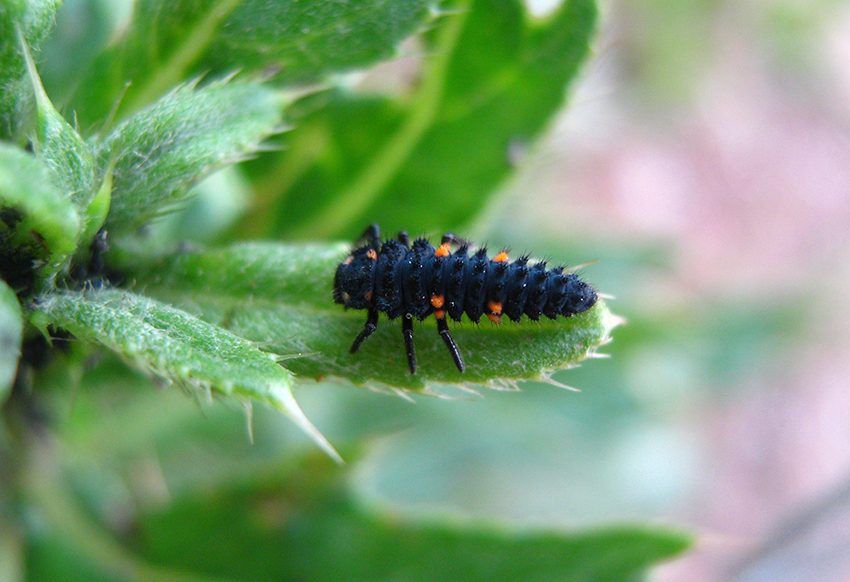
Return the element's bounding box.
[561,274,598,316]
[333,246,377,309]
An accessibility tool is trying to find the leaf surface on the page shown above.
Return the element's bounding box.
[95,81,286,233]
[0,0,61,141]
[23,39,98,211]
[123,241,615,391]
[69,0,431,128]
[30,288,339,460]
[0,142,81,280]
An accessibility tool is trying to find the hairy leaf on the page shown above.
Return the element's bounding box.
[23,39,98,211]
[30,288,340,460]
[69,0,431,128]
[95,81,286,233]
[0,0,61,141]
[244,0,598,240]
[122,242,615,391]
[0,143,81,279]
[0,280,23,402]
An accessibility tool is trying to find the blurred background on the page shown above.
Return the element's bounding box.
[36,0,850,580]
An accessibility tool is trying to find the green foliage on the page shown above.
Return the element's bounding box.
[123,242,614,390]
[0,142,81,276]
[69,0,432,128]
[24,39,97,210]
[0,0,693,579]
[95,81,288,232]
[130,465,691,582]
[30,288,340,460]
[0,280,22,401]
[0,0,61,141]
[21,377,692,582]
[246,0,598,240]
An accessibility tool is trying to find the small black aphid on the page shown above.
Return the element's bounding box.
[334,224,598,374]
[69,228,122,288]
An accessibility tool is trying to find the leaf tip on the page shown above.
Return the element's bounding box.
[271,384,343,464]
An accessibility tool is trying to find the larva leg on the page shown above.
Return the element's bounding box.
[441,232,469,247]
[397,230,410,247]
[350,308,379,353]
[402,314,417,374]
[437,317,465,373]
[356,224,381,249]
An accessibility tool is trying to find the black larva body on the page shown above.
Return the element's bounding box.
[334,225,598,374]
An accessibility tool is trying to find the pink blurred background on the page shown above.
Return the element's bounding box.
[509,1,850,579]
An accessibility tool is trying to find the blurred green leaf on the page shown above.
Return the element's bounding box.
[121,241,615,391]
[30,288,340,460]
[68,0,431,128]
[37,0,118,104]
[25,539,119,582]
[0,525,24,582]
[129,461,691,582]
[0,279,23,402]
[21,428,245,582]
[0,142,81,279]
[94,81,286,233]
[23,448,690,582]
[245,0,597,240]
[0,0,61,142]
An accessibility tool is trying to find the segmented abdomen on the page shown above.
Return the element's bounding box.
[367,238,594,324]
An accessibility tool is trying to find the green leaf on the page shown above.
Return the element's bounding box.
[22,35,98,211]
[121,242,615,391]
[0,279,23,402]
[129,462,691,582]
[69,0,431,129]
[30,288,340,460]
[0,522,24,582]
[0,0,61,142]
[0,142,81,280]
[245,0,598,240]
[95,81,287,233]
[80,164,112,246]
[24,445,690,582]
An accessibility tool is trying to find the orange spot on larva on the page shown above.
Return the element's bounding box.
[487,313,502,324]
[494,251,509,263]
[431,294,445,308]
[366,249,378,260]
[435,243,451,257]
[434,310,446,320]
[487,301,502,315]
[364,290,373,302]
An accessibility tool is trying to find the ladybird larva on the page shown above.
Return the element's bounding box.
[333,224,597,374]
